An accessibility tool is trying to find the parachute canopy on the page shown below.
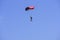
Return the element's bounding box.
[25,6,34,11]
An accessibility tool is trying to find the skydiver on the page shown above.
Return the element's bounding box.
[30,16,32,22]
[25,6,34,22]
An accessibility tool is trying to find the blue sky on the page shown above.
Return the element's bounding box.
[0,0,60,40]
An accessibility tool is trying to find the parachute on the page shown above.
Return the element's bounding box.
[25,6,34,11]
[25,6,35,22]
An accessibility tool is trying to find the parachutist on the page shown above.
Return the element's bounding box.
[25,6,34,22]
[30,16,32,22]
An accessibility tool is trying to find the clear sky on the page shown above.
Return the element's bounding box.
[0,0,60,40]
